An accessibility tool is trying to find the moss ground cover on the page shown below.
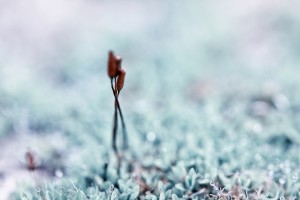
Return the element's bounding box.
[0,1,300,199]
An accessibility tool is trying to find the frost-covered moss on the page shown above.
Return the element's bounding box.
[1,1,300,199]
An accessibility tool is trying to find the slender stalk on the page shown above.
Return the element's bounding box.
[111,78,123,175]
[111,78,118,156]
[111,79,128,150]
[116,100,128,150]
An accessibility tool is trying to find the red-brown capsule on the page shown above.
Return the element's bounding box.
[116,68,126,92]
[107,51,118,78]
[115,56,122,71]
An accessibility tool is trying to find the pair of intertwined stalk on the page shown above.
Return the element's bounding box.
[107,51,128,160]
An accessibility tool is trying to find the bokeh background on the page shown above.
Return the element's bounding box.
[1,0,300,199]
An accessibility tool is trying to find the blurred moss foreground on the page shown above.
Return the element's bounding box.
[0,0,300,199]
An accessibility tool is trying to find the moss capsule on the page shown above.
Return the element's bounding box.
[116,69,126,92]
[115,56,122,73]
[107,51,118,78]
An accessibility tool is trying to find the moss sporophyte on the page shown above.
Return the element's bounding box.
[107,50,128,173]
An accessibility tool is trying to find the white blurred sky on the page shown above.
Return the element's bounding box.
[0,0,299,76]
[0,0,163,65]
